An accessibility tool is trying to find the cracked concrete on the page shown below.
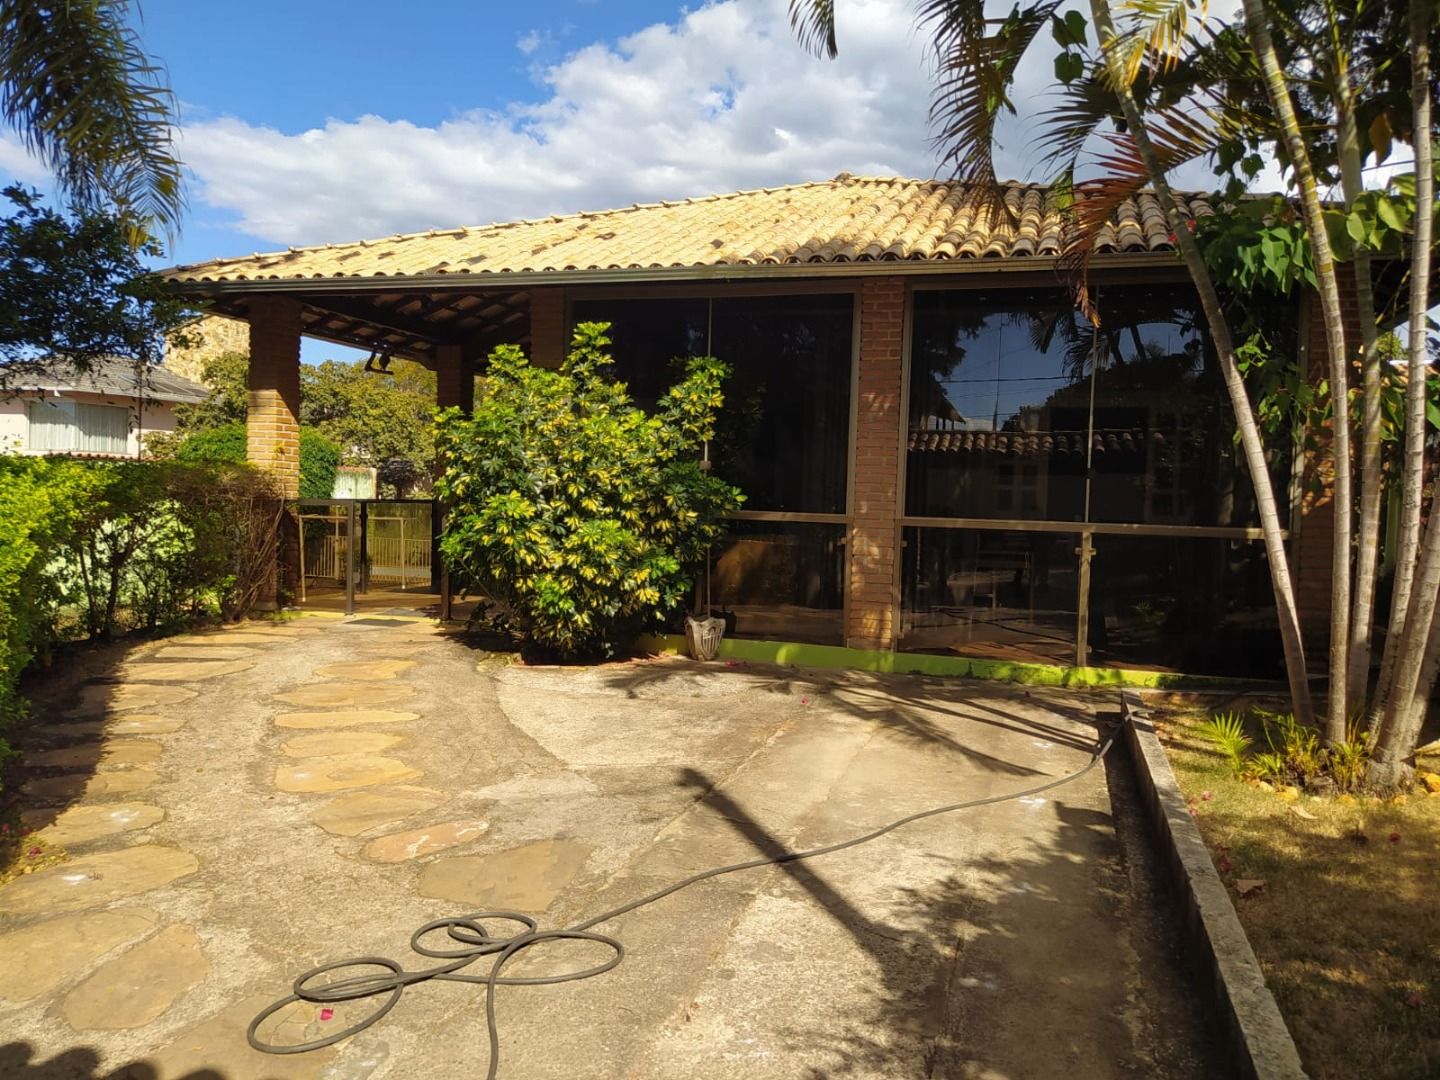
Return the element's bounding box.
[1,614,1218,1079]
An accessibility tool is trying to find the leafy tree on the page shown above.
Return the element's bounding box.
[0,0,182,236]
[0,185,192,391]
[300,358,438,496]
[173,351,249,432]
[176,421,339,500]
[435,323,742,659]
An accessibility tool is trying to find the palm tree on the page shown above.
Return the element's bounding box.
[0,0,182,238]
[789,0,1439,776]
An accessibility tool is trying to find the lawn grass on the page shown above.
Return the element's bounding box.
[1156,704,1440,1080]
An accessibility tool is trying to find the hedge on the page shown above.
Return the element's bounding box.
[176,422,340,499]
[0,457,283,790]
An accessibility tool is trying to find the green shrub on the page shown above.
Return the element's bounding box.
[0,457,283,791]
[175,421,339,498]
[436,322,742,658]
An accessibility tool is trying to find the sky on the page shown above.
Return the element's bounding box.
[2,0,1409,364]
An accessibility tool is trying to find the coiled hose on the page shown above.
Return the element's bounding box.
[249,717,1121,1079]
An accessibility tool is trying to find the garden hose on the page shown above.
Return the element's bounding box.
[247,713,1123,1079]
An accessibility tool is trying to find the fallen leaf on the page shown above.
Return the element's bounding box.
[1235,878,1266,897]
[1389,832,1401,843]
[1217,855,1233,874]
[320,1008,334,1021]
[1200,789,1214,801]
[1336,793,1358,806]
[1290,806,1317,820]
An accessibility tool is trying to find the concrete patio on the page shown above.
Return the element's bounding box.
[1,615,1215,1079]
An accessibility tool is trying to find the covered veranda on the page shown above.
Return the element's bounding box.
[160,174,1330,674]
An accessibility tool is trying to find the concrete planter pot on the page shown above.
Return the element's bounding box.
[684,614,726,661]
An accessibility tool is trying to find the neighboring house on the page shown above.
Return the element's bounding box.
[161,174,1400,678]
[0,356,208,458]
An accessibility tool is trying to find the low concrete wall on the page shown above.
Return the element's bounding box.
[1119,690,1307,1080]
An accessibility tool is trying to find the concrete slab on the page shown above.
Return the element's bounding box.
[0,620,1216,1080]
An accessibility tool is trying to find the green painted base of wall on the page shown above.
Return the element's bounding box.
[635,634,1267,691]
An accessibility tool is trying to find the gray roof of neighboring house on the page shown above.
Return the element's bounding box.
[15,355,209,405]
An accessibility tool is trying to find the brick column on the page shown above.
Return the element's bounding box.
[529,287,567,369]
[246,295,303,607]
[845,278,907,650]
[433,343,474,414]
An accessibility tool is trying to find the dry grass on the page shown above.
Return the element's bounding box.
[1157,706,1440,1080]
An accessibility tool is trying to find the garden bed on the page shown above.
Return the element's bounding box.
[1155,700,1440,1080]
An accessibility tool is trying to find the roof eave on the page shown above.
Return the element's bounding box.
[162,250,1184,297]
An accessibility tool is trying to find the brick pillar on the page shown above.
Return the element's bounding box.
[1293,271,1362,660]
[434,343,474,414]
[529,287,566,369]
[845,278,907,650]
[246,295,303,607]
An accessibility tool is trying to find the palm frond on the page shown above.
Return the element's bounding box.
[1062,105,1230,319]
[0,0,183,239]
[788,0,838,59]
[920,0,1064,215]
[1107,0,1210,88]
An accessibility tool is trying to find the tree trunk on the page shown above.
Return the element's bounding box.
[1336,86,1383,719]
[1091,0,1314,727]
[1369,0,1435,787]
[1240,0,1353,744]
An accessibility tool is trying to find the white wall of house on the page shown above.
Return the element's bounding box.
[0,390,180,458]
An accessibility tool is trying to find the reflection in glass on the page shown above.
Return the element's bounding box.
[1087,535,1281,677]
[710,521,845,645]
[900,527,1078,664]
[906,286,1281,528]
[571,294,853,514]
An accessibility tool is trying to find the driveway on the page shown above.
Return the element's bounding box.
[0,615,1214,1079]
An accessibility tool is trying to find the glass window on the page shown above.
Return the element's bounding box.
[709,520,845,645]
[27,399,130,454]
[571,294,853,514]
[1086,535,1281,678]
[900,526,1079,664]
[906,289,1092,521]
[906,286,1283,528]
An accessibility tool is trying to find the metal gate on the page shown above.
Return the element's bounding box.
[296,499,438,613]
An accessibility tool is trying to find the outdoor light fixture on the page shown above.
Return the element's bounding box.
[363,347,395,374]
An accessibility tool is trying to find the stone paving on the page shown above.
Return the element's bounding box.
[0,615,1217,1079]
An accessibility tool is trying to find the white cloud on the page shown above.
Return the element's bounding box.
[516,28,550,56]
[0,132,56,189]
[177,0,942,247]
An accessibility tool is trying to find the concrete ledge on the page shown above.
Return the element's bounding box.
[638,633,1274,691]
[1119,690,1308,1080]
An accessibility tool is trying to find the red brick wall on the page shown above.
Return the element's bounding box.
[529,288,567,368]
[433,343,474,413]
[245,295,303,606]
[846,277,907,649]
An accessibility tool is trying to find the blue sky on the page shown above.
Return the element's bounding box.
[0,0,957,362]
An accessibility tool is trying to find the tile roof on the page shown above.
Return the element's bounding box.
[164,175,1205,287]
[16,355,209,405]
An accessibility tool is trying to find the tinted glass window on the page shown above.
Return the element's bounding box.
[572,294,853,514]
[906,286,1281,528]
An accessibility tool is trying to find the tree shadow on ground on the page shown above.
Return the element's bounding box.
[674,736,1222,1080]
[0,1043,223,1080]
[2,633,158,866]
[597,657,1099,775]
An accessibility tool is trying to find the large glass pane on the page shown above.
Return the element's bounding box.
[1086,286,1278,528]
[1086,534,1281,678]
[572,294,853,514]
[709,520,844,645]
[900,526,1079,664]
[709,295,852,514]
[907,289,1092,521]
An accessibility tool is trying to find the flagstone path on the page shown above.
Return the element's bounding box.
[0,614,1218,1080]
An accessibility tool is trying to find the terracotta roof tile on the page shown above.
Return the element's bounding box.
[163,174,1200,286]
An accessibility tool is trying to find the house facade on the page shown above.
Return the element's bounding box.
[162,175,1333,678]
[0,355,207,458]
